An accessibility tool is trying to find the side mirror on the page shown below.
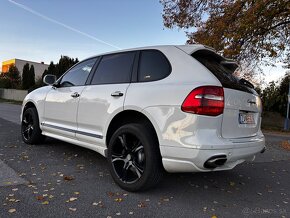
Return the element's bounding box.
[43,74,56,85]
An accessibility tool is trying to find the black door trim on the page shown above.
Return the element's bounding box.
[41,123,103,139]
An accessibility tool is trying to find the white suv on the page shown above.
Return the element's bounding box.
[21,45,265,191]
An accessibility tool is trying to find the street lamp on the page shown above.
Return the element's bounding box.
[284,82,290,130]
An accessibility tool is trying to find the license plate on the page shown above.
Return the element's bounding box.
[239,113,255,124]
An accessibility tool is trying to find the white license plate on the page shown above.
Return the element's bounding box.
[239,113,255,124]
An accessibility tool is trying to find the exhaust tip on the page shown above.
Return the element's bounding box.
[204,155,227,169]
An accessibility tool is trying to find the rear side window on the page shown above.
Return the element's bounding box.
[91,52,135,85]
[138,50,171,82]
[192,50,254,93]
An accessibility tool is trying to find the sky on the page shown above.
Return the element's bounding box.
[0,0,287,83]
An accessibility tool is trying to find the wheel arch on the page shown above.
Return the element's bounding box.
[105,110,161,148]
[23,101,37,111]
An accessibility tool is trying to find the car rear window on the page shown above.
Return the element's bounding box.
[192,50,255,94]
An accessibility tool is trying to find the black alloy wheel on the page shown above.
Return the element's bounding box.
[111,132,145,184]
[21,107,45,144]
[108,123,163,192]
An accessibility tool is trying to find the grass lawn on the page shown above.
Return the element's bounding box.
[261,111,288,132]
[0,98,22,105]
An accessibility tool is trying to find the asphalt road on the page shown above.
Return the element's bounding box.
[0,102,289,218]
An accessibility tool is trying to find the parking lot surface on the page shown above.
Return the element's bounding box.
[0,103,289,218]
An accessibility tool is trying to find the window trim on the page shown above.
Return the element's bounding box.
[56,57,99,88]
[87,51,138,86]
[136,49,172,83]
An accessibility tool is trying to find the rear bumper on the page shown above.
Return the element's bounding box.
[160,135,265,173]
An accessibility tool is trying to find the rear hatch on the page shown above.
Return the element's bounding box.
[192,49,262,139]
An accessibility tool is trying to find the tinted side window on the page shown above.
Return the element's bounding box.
[60,58,97,87]
[138,50,171,82]
[91,52,135,85]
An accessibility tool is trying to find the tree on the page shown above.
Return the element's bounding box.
[22,63,30,89]
[42,69,48,80]
[7,64,21,89]
[55,56,79,78]
[45,57,78,79]
[160,0,290,69]
[0,74,11,88]
[261,81,279,112]
[29,65,36,87]
[276,71,290,115]
[47,61,56,76]
[260,71,290,116]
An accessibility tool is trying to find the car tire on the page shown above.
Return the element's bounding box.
[108,123,163,192]
[21,107,45,145]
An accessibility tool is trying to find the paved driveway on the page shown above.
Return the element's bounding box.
[0,103,289,218]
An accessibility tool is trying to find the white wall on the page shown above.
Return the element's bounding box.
[16,59,48,80]
[0,88,27,101]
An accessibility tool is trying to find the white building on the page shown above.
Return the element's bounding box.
[2,59,49,80]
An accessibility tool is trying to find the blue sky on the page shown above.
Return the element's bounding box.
[0,0,187,64]
[0,0,287,82]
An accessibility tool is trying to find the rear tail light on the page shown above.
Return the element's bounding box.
[181,86,224,116]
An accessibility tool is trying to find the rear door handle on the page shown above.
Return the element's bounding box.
[111,91,124,97]
[71,92,80,98]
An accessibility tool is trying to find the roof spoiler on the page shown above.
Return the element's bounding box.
[221,60,239,71]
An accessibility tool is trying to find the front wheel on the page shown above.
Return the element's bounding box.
[107,123,163,192]
[21,107,45,144]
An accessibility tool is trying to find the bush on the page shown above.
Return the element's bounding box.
[0,77,11,88]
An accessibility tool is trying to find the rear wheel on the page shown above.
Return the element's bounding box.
[21,107,45,144]
[108,123,163,192]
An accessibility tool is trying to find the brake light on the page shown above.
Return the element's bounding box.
[181,86,224,116]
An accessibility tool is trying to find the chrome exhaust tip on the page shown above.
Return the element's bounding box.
[204,155,227,169]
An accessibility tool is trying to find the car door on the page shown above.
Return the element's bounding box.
[42,58,98,139]
[76,52,137,145]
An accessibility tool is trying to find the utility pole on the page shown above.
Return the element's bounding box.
[284,82,290,130]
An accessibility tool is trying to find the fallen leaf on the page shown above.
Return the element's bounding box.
[42,201,49,205]
[68,197,77,202]
[281,141,290,150]
[107,192,115,197]
[138,202,146,208]
[74,192,80,195]
[162,198,169,202]
[64,175,74,181]
[8,209,16,213]
[114,198,123,202]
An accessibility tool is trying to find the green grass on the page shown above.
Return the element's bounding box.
[0,98,22,105]
[261,111,286,131]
